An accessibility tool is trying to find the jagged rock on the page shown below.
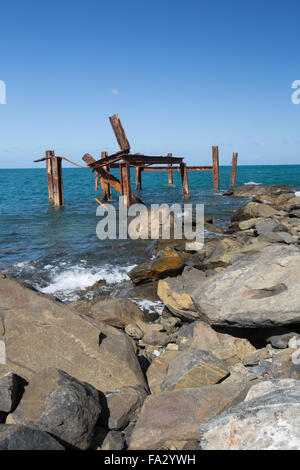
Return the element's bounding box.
[199,379,300,450]
[159,315,181,333]
[0,277,146,392]
[231,202,284,223]
[0,372,21,413]
[192,245,300,327]
[128,249,184,284]
[146,350,180,394]
[0,424,65,450]
[257,232,297,244]
[100,430,125,450]
[91,298,149,328]
[224,184,294,198]
[157,267,206,321]
[12,368,102,450]
[125,324,144,340]
[140,331,170,347]
[129,382,249,449]
[102,386,148,430]
[161,349,229,391]
[181,321,256,366]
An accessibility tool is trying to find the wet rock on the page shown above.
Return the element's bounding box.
[161,349,229,391]
[224,184,294,199]
[12,368,101,450]
[0,277,146,392]
[199,379,300,450]
[129,249,184,285]
[0,424,65,450]
[129,382,249,449]
[91,298,149,328]
[192,245,300,327]
[102,386,148,430]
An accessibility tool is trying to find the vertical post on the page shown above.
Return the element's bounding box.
[46,150,54,202]
[135,166,142,190]
[121,163,131,208]
[212,146,219,190]
[230,152,238,187]
[167,153,174,186]
[51,154,64,206]
[101,151,112,200]
[180,163,190,199]
[119,163,125,195]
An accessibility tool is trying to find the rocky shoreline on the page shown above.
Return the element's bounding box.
[1,183,300,450]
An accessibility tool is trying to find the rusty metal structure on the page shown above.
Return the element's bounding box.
[34,114,238,207]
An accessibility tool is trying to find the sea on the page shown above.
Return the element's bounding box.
[0,165,299,307]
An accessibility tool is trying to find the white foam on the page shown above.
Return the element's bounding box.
[295,191,300,197]
[244,181,261,185]
[135,299,165,315]
[36,264,136,302]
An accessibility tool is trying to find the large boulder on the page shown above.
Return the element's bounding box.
[12,368,101,450]
[0,372,21,413]
[224,184,294,199]
[128,249,184,284]
[231,202,284,222]
[0,424,65,450]
[0,277,146,392]
[129,382,249,449]
[199,379,300,450]
[192,245,300,328]
[146,350,180,394]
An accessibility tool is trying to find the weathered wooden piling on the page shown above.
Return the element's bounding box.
[135,166,142,190]
[212,146,220,190]
[231,152,238,186]
[180,163,190,199]
[101,151,112,200]
[167,153,174,186]
[45,150,64,206]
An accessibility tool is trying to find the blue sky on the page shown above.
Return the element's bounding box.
[0,0,300,167]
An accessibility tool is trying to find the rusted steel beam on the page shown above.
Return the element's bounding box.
[230,152,238,186]
[212,146,220,190]
[109,114,131,151]
[180,163,190,199]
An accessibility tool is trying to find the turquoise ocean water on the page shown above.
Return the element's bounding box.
[0,165,299,302]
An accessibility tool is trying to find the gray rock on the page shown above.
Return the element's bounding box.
[255,218,288,235]
[0,424,65,450]
[267,332,300,349]
[100,430,125,450]
[12,367,102,450]
[257,231,297,244]
[199,379,300,450]
[231,202,284,223]
[192,245,300,327]
[0,372,21,413]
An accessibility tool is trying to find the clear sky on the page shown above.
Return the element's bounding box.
[0,0,300,167]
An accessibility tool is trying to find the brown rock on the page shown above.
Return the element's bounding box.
[129,382,249,449]
[231,202,285,222]
[91,298,149,328]
[0,277,146,392]
[129,249,184,285]
[146,350,180,394]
